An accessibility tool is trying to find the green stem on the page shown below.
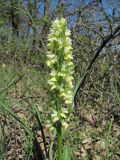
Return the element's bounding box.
[56,121,63,160]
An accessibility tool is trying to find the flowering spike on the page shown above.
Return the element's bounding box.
[46,18,74,130]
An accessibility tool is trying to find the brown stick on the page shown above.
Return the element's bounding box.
[0,74,24,95]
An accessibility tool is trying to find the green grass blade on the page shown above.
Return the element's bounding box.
[0,101,32,136]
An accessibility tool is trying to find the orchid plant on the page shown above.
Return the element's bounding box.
[46,18,74,160]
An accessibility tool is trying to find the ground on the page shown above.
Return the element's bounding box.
[0,64,120,160]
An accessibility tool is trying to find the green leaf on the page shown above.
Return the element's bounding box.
[63,146,71,160]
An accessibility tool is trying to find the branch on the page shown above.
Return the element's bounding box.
[0,74,24,95]
[74,25,120,101]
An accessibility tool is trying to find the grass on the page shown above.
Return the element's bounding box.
[0,63,120,160]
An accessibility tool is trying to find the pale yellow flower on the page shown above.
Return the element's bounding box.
[60,112,67,118]
[62,121,69,129]
[2,63,6,69]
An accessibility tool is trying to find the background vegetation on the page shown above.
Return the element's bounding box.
[0,0,120,160]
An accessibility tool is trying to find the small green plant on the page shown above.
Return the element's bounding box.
[46,18,74,160]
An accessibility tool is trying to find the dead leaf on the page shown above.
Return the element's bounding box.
[82,137,92,144]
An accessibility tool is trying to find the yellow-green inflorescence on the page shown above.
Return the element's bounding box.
[46,18,74,131]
